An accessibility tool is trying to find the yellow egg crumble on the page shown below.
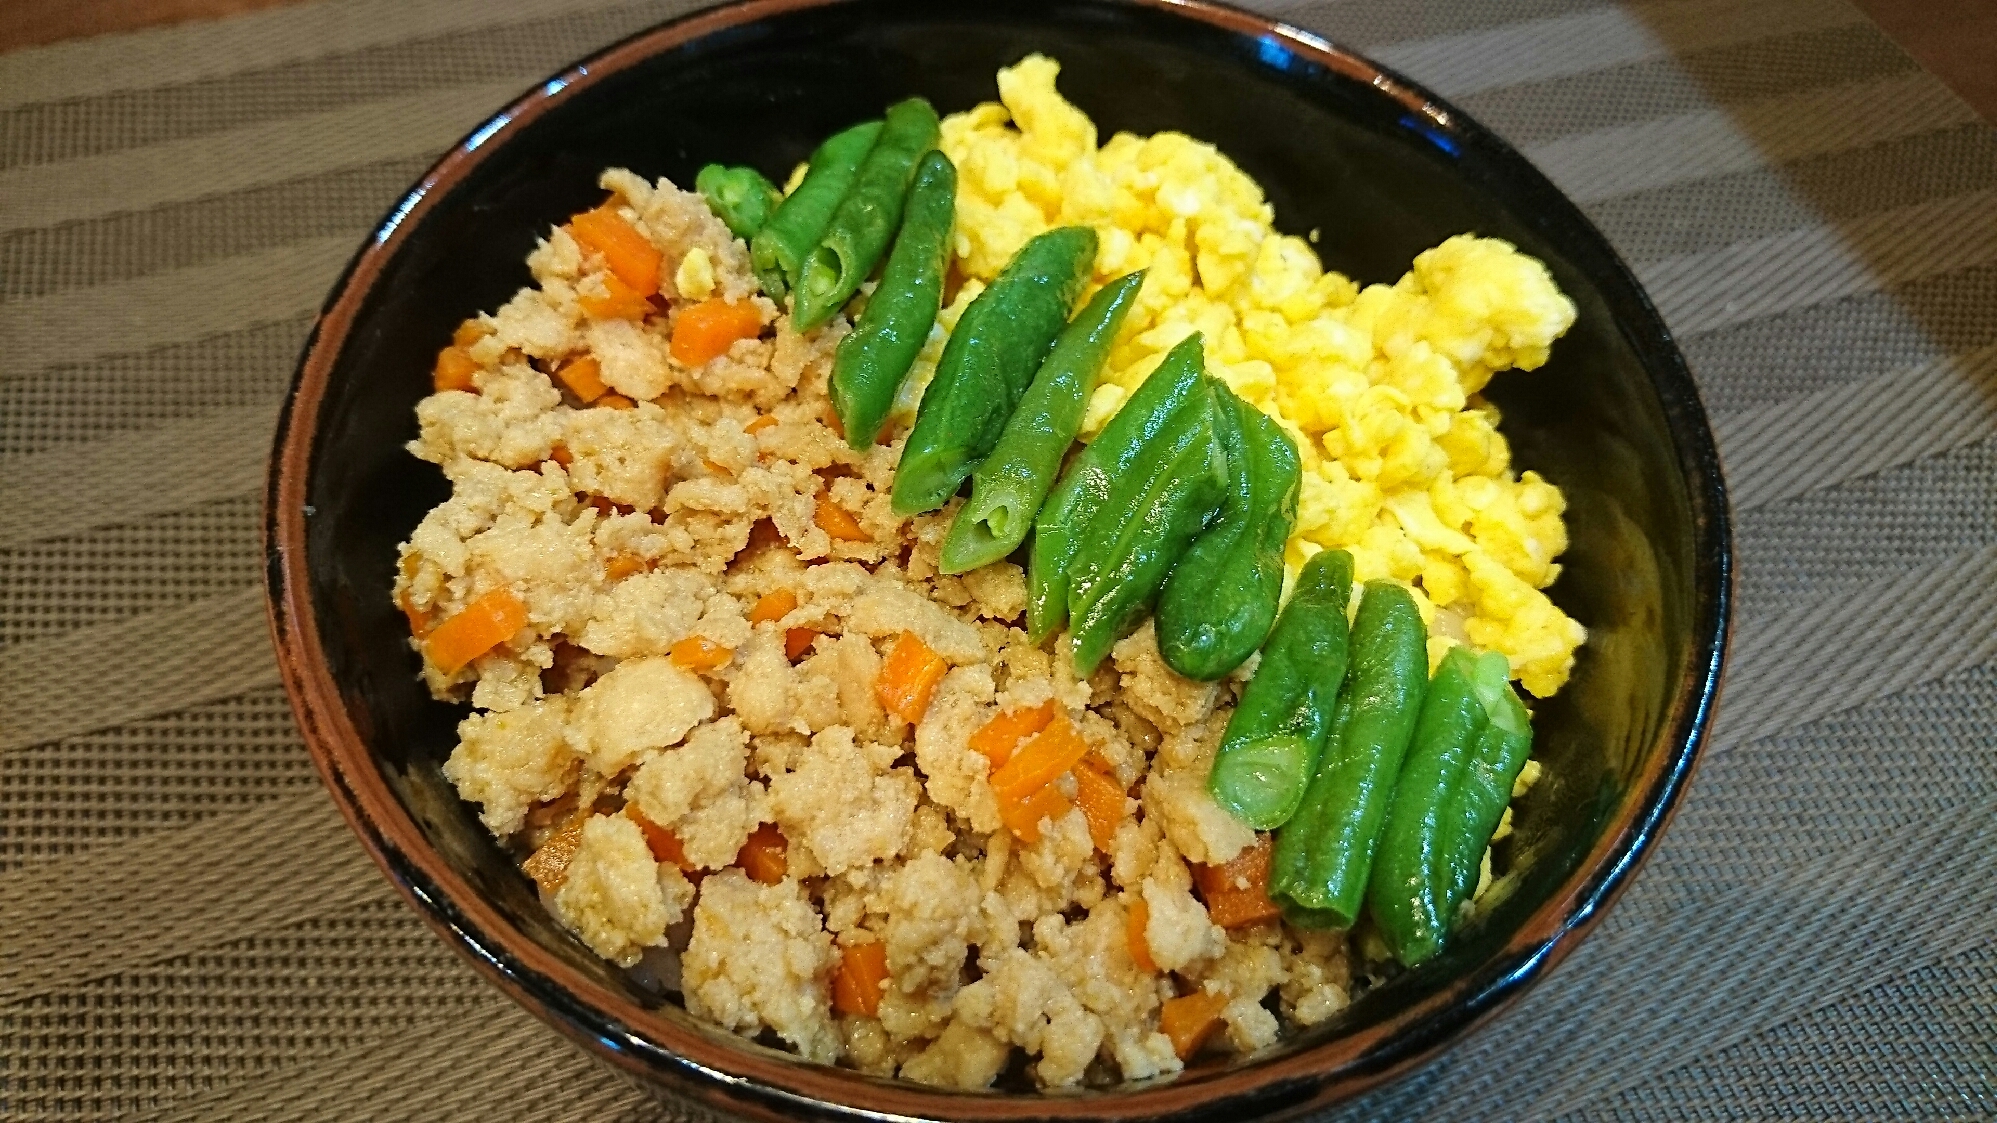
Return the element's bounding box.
[937,55,1586,697]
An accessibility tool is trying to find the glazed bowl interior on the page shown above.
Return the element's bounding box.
[269,0,1728,1118]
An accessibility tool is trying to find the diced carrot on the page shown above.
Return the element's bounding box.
[1203,885,1282,930]
[397,592,433,638]
[570,203,662,295]
[670,635,733,672]
[821,402,845,440]
[1127,897,1157,973]
[831,941,890,1018]
[813,496,869,542]
[968,700,1057,769]
[749,589,799,625]
[736,822,788,884]
[625,806,690,869]
[433,345,478,393]
[998,782,1071,844]
[402,605,433,638]
[1160,990,1230,1061]
[555,354,608,403]
[989,715,1091,804]
[522,813,587,894]
[598,391,638,409]
[1193,836,1283,930]
[547,443,573,467]
[424,587,528,675]
[671,298,763,366]
[1191,836,1268,897]
[580,270,652,320]
[452,319,487,348]
[604,554,648,581]
[785,627,820,661]
[876,631,948,724]
[744,414,779,435]
[1073,759,1128,853]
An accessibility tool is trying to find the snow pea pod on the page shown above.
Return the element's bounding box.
[828,150,956,449]
[1155,388,1300,680]
[695,164,782,241]
[939,269,1146,574]
[891,226,1097,516]
[1207,548,1352,831]
[1276,580,1429,929]
[792,98,942,331]
[1025,332,1207,642]
[1366,646,1499,965]
[749,119,881,301]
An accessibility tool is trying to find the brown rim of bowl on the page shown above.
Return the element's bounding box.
[264,0,1732,1118]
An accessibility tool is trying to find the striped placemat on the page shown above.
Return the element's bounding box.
[3,1,1993,1119]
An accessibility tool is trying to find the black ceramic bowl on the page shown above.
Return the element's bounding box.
[265,1,1731,1119]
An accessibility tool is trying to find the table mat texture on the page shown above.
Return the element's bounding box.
[3,0,1994,1119]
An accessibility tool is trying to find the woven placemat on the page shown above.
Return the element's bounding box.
[3,0,1993,1119]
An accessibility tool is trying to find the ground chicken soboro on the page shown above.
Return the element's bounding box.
[398,170,1350,1087]
[400,62,1575,1087]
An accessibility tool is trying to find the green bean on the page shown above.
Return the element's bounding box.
[1155,390,1301,680]
[791,98,942,331]
[1271,690,1351,930]
[890,226,1097,517]
[939,270,1146,574]
[1435,665,1534,920]
[1065,375,1230,676]
[1025,332,1207,642]
[1366,646,1495,965]
[749,120,882,301]
[1276,580,1429,929]
[1207,548,1353,830]
[828,151,957,450]
[1062,369,1221,627]
[694,164,782,241]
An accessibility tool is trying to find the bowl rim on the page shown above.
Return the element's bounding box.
[263,0,1733,1118]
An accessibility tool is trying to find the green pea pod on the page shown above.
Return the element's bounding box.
[1435,662,1533,918]
[1025,332,1207,642]
[1207,548,1353,831]
[695,164,782,241]
[1279,580,1429,929]
[891,226,1097,516]
[939,270,1146,574]
[1366,646,1494,965]
[1065,377,1230,676]
[1155,389,1301,680]
[828,151,957,450]
[792,98,942,331]
[749,120,882,301]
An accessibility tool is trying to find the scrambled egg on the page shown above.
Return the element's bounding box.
[938,56,1586,697]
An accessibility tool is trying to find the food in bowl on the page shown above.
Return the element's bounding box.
[391,55,1582,1089]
